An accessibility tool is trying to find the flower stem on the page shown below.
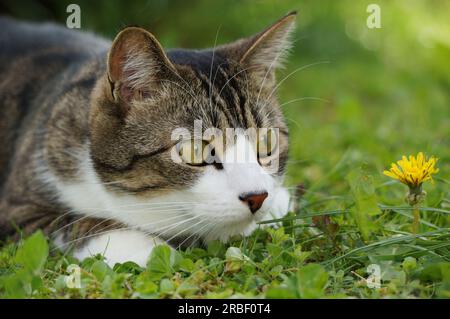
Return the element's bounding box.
[412,205,420,234]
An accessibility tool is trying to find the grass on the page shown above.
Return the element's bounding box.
[0,178,448,298]
[0,0,449,298]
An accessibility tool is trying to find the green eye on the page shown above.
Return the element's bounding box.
[257,128,278,158]
[177,139,210,165]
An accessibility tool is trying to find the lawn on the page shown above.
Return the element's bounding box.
[0,0,449,298]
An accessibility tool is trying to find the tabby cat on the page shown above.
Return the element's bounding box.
[0,12,296,266]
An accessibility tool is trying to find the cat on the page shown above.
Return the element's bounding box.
[0,12,296,266]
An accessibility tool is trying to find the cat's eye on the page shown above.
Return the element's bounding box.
[257,128,278,158]
[177,139,211,165]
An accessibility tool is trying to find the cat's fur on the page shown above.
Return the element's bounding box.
[0,13,295,266]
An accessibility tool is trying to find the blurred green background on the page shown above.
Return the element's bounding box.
[1,0,449,202]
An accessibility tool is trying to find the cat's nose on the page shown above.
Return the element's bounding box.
[239,191,268,214]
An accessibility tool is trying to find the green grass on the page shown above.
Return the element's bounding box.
[0,0,449,298]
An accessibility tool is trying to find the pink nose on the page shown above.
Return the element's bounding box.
[239,191,268,214]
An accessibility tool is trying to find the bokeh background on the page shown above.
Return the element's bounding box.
[1,0,449,203]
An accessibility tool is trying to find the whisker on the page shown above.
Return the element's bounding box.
[165,218,205,244]
[51,211,194,252]
[260,60,331,110]
[50,205,195,236]
[209,25,222,109]
[279,96,330,108]
[254,36,303,110]
[49,200,196,231]
[176,220,212,249]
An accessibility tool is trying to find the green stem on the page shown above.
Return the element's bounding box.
[412,205,420,234]
[406,184,424,234]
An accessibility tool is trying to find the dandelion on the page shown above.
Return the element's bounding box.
[384,152,439,193]
[383,152,439,233]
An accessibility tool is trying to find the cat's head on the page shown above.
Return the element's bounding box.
[88,12,296,244]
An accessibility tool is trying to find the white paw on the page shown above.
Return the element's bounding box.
[72,229,164,267]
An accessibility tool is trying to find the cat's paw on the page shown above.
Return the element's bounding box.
[72,230,164,267]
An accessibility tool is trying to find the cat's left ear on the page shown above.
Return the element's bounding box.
[107,27,177,108]
[222,11,296,87]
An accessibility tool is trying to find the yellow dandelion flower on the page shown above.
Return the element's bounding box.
[383,152,439,190]
[384,152,439,233]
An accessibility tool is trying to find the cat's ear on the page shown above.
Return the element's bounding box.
[107,27,176,107]
[222,12,296,87]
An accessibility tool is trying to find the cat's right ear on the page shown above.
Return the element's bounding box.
[107,27,176,112]
[220,12,296,88]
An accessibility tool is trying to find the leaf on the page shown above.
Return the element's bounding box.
[134,271,158,298]
[90,260,113,281]
[208,257,224,276]
[289,247,311,265]
[159,278,175,293]
[207,240,226,258]
[265,286,297,299]
[267,227,289,244]
[177,281,199,297]
[225,247,250,273]
[225,247,249,261]
[146,245,181,280]
[266,243,283,259]
[296,264,329,298]
[418,262,450,282]
[178,258,195,273]
[113,261,144,274]
[15,231,49,275]
[269,265,283,277]
[205,288,234,299]
[1,270,32,298]
[0,232,49,298]
[346,167,381,240]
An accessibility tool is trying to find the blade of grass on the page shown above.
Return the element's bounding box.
[391,210,443,230]
[402,243,450,261]
[258,209,349,225]
[300,196,349,209]
[379,205,450,214]
[323,230,447,266]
